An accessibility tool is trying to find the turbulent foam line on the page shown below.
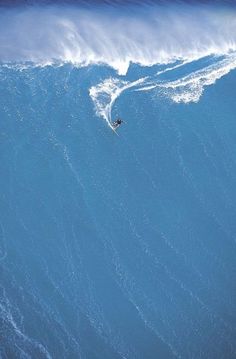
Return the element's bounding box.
[0,291,52,359]
[157,53,236,103]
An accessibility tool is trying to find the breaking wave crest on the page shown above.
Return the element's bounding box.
[1,3,236,74]
[2,2,236,128]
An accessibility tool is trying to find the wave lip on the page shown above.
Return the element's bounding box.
[1,3,236,74]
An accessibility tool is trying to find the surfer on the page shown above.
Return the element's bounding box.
[112,118,123,130]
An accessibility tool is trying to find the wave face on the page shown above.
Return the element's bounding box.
[1,2,236,359]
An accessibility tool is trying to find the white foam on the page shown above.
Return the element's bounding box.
[1,4,236,74]
[158,53,236,103]
[89,52,236,125]
[89,77,146,126]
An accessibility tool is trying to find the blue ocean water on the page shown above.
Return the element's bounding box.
[1,2,236,358]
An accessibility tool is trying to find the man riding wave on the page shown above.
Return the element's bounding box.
[112,118,123,130]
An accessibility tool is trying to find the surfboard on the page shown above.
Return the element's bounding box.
[109,122,119,136]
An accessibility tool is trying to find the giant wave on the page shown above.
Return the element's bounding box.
[1,1,236,359]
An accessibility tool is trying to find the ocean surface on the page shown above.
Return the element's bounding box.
[1,1,236,358]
